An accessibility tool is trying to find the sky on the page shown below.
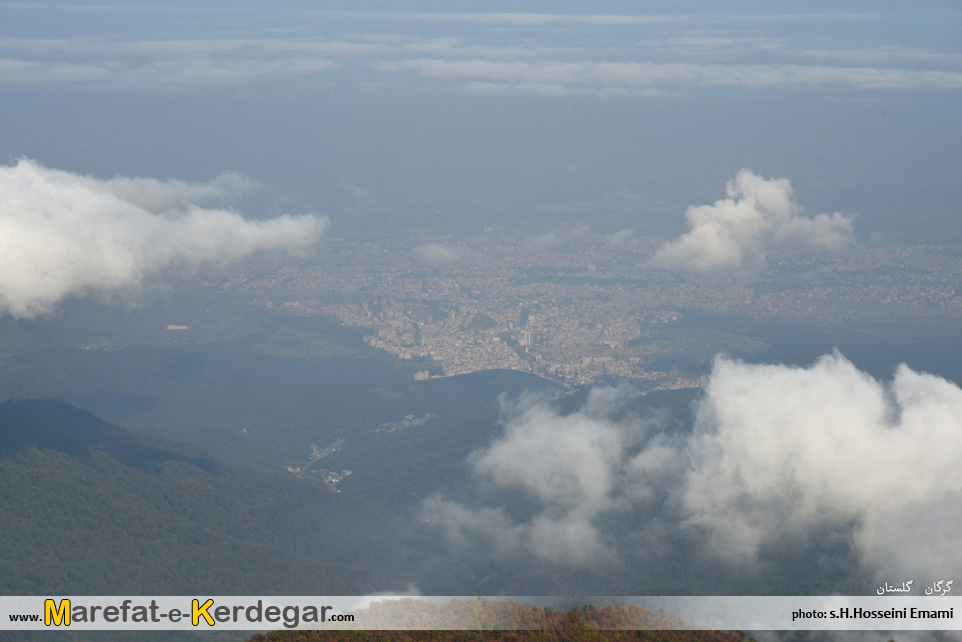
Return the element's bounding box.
[1,1,960,241]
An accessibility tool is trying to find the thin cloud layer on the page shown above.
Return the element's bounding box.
[524,232,561,250]
[652,169,854,272]
[380,59,962,95]
[0,159,329,318]
[3,9,960,94]
[605,229,634,246]
[78,171,259,211]
[316,12,682,26]
[411,243,463,267]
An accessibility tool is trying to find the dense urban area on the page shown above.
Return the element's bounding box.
[195,229,962,388]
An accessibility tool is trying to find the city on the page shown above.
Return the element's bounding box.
[213,228,962,388]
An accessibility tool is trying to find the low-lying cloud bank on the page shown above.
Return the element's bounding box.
[0,159,329,318]
[426,353,962,579]
[652,169,854,272]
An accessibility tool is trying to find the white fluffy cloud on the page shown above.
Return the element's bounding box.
[427,352,962,580]
[423,387,677,567]
[0,159,329,318]
[683,352,962,579]
[652,169,854,272]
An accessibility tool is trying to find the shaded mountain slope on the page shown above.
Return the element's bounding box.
[0,399,461,595]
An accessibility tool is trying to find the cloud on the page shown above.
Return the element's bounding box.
[426,351,962,580]
[523,227,590,250]
[344,583,422,612]
[316,11,874,28]
[472,391,626,512]
[651,169,854,272]
[79,171,259,211]
[0,37,347,89]
[403,39,558,60]
[410,243,463,268]
[682,352,962,579]
[0,158,329,318]
[314,11,681,26]
[605,229,634,246]
[524,232,561,250]
[379,58,962,94]
[800,45,962,67]
[5,20,962,95]
[341,182,379,213]
[423,387,678,567]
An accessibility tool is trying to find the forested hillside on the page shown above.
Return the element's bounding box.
[0,399,455,594]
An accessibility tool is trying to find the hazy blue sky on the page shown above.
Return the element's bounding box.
[2,1,960,239]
